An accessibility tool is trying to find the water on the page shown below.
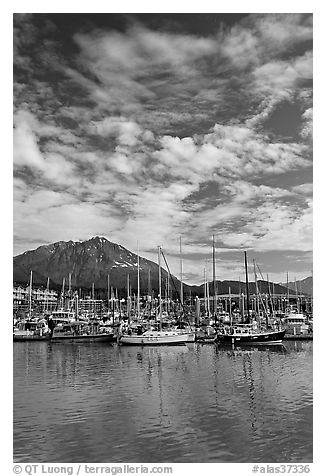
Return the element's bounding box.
[13,341,313,463]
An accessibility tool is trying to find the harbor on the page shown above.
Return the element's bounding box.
[13,12,313,467]
[13,339,312,463]
[13,247,313,462]
[13,247,313,345]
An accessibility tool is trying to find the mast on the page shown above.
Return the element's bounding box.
[46,276,49,313]
[167,274,170,313]
[204,267,207,314]
[29,270,33,318]
[116,288,119,317]
[253,259,260,322]
[287,271,290,310]
[228,286,232,325]
[180,235,183,307]
[195,296,200,325]
[111,286,115,322]
[239,276,243,322]
[212,235,217,319]
[244,251,250,322]
[254,260,269,327]
[295,278,299,312]
[206,263,211,318]
[107,274,110,316]
[267,273,275,318]
[148,268,151,297]
[298,281,302,313]
[92,282,95,318]
[158,246,162,330]
[75,291,79,320]
[127,274,130,323]
[137,242,140,319]
[61,277,65,310]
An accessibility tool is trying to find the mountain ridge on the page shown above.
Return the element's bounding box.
[13,236,310,297]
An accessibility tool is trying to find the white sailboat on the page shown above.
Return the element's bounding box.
[118,246,189,345]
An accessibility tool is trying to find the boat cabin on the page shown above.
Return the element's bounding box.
[52,321,100,337]
[14,320,49,337]
[50,310,76,325]
[283,312,311,335]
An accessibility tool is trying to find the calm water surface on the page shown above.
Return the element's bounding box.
[13,341,313,463]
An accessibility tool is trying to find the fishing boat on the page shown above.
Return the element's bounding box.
[50,321,115,342]
[283,306,312,337]
[49,309,76,324]
[13,319,51,341]
[215,323,285,345]
[118,246,189,346]
[215,252,286,346]
[195,325,216,343]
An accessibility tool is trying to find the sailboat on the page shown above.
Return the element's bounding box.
[13,271,51,341]
[215,252,286,345]
[118,246,189,345]
[195,236,217,343]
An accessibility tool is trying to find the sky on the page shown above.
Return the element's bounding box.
[13,12,313,285]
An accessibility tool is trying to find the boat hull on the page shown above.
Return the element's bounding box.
[196,336,216,344]
[215,329,286,345]
[119,332,188,345]
[50,333,115,343]
[13,334,51,342]
[176,332,196,342]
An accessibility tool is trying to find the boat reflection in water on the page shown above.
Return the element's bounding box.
[216,342,287,353]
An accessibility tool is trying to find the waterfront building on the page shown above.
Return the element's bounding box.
[13,285,58,314]
[78,298,104,318]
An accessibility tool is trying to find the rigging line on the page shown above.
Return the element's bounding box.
[253,260,268,316]
[256,262,265,282]
[256,261,275,317]
[160,249,188,319]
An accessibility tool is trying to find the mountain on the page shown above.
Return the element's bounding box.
[280,276,313,296]
[14,236,294,298]
[205,280,291,296]
[13,236,175,295]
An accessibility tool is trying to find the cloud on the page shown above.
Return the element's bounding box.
[253,52,312,96]
[220,14,312,70]
[13,109,79,186]
[88,117,147,147]
[13,14,313,283]
[14,190,122,255]
[223,200,312,253]
[300,108,313,140]
[292,183,313,196]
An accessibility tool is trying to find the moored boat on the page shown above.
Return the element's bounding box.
[215,251,286,346]
[50,321,115,342]
[118,328,188,345]
[118,245,190,346]
[195,325,216,343]
[14,319,51,341]
[215,323,285,345]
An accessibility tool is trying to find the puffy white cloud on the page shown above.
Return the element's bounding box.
[89,117,145,147]
[14,111,45,170]
[13,14,313,283]
[253,52,312,98]
[292,183,313,196]
[300,108,313,140]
